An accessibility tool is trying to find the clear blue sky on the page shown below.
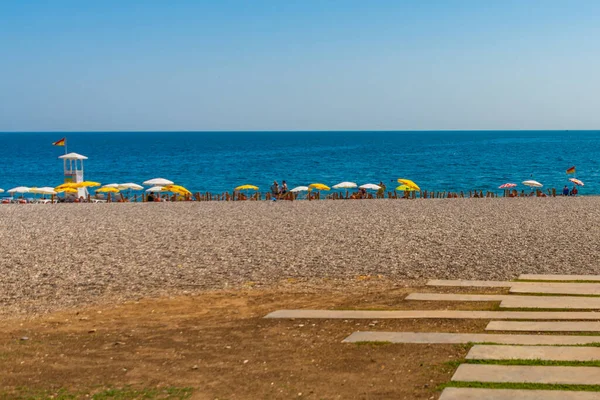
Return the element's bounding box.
[1,0,600,131]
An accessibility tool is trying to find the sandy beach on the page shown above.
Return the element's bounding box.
[1,197,599,315]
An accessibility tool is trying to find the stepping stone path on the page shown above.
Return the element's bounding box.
[509,282,600,295]
[266,275,600,398]
[452,364,600,385]
[500,295,600,309]
[407,292,600,309]
[466,345,600,361]
[486,321,600,332]
[342,331,600,345]
[265,309,600,320]
[405,293,512,301]
[426,279,512,287]
[440,388,600,399]
[519,274,600,282]
[440,388,600,400]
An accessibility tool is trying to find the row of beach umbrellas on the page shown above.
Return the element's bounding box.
[233,179,421,193]
[4,177,585,196]
[0,177,192,197]
[500,178,584,190]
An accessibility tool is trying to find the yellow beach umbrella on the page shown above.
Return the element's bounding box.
[76,181,101,188]
[235,185,259,191]
[55,187,78,194]
[396,185,416,192]
[163,184,192,195]
[397,179,420,191]
[308,183,330,191]
[96,187,120,193]
[55,182,79,190]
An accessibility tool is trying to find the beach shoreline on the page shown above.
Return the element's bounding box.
[2,197,599,316]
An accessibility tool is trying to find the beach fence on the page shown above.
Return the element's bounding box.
[135,187,561,202]
[126,187,558,202]
[11,186,558,204]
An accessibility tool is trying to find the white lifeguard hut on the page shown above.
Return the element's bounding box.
[59,152,89,198]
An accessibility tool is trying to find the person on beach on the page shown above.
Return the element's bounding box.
[562,185,569,196]
[571,186,578,196]
[271,181,279,200]
[377,181,386,198]
[279,180,289,200]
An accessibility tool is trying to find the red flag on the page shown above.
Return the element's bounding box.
[566,166,576,175]
[52,137,66,146]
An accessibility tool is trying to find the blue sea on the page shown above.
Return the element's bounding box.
[0,131,598,195]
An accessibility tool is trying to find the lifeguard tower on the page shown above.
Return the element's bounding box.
[59,152,89,198]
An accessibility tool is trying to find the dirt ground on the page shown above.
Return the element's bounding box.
[0,279,506,400]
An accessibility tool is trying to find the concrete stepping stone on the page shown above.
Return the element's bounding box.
[427,279,512,287]
[500,296,600,309]
[265,309,600,320]
[342,331,600,345]
[510,282,600,295]
[406,293,512,301]
[519,274,600,282]
[452,364,600,385]
[406,293,600,309]
[466,345,600,361]
[440,388,600,400]
[487,321,600,332]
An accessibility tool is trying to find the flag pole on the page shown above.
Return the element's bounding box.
[64,138,68,154]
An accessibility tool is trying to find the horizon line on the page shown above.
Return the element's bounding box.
[0,129,597,134]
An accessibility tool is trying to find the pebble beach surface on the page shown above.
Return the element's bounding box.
[1,198,599,315]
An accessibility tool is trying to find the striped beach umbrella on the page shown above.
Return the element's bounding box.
[499,183,517,189]
[569,178,584,186]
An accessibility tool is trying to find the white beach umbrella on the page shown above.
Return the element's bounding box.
[359,183,381,190]
[143,178,174,186]
[0,189,4,193]
[103,183,120,188]
[332,182,357,189]
[522,180,543,188]
[145,186,164,193]
[290,186,309,193]
[119,183,144,190]
[8,186,31,194]
[30,187,57,195]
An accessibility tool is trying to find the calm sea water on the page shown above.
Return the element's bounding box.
[0,131,598,195]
